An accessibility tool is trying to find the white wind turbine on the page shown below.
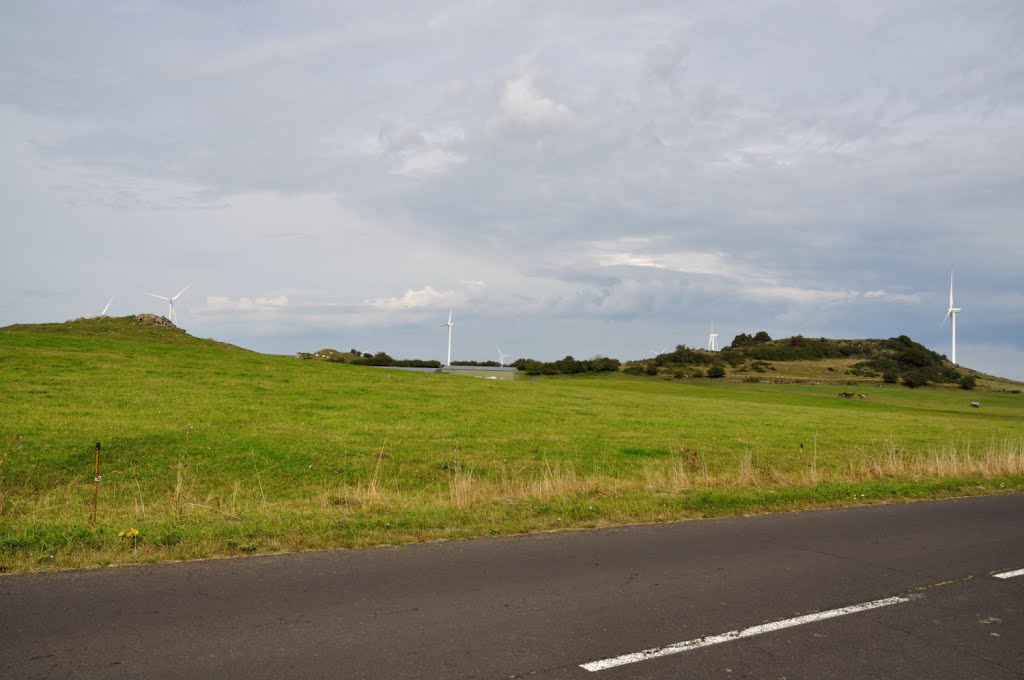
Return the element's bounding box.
[99,297,114,317]
[497,345,511,366]
[147,284,191,325]
[943,271,962,365]
[707,322,719,351]
[442,308,454,366]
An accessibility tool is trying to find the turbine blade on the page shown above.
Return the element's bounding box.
[448,307,453,324]
[147,293,170,301]
[101,297,114,315]
[173,283,192,301]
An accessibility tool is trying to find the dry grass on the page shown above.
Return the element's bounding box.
[336,437,1024,512]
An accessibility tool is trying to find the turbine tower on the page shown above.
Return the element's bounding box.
[497,345,511,367]
[147,284,191,325]
[707,322,719,352]
[443,308,454,366]
[944,271,962,365]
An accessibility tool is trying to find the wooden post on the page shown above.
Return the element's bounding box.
[92,442,101,528]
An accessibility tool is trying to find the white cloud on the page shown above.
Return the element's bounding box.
[744,286,859,305]
[487,75,578,137]
[202,295,289,312]
[390,148,467,178]
[864,289,922,304]
[364,285,452,311]
[363,281,486,312]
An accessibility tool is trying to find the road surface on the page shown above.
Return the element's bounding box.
[2,494,1023,678]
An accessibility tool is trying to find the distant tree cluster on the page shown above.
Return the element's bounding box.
[651,345,713,367]
[512,355,621,375]
[299,348,441,368]
[728,331,773,347]
[854,335,960,388]
[721,334,862,361]
[627,344,727,379]
[633,333,965,387]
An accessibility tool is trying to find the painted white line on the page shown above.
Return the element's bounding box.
[993,568,1024,580]
[580,595,917,672]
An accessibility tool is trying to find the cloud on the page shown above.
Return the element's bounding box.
[487,75,578,137]
[364,281,486,312]
[203,295,289,312]
[863,290,922,304]
[352,122,469,177]
[646,33,691,87]
[2,3,1022,375]
[390,148,467,178]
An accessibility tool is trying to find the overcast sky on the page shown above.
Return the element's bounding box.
[2,1,1022,378]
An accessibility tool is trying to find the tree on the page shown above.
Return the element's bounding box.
[730,333,754,348]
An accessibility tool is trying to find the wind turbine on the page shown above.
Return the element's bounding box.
[147,284,191,325]
[442,308,454,366]
[943,271,962,365]
[99,297,114,317]
[649,346,670,357]
[497,345,511,366]
[707,322,719,352]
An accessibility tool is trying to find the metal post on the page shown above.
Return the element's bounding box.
[92,442,101,528]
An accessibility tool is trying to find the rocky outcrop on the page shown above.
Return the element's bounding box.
[134,314,178,329]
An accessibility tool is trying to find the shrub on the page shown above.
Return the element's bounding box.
[707,365,726,379]
[959,375,977,390]
[902,372,929,389]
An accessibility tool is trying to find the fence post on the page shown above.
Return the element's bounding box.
[93,442,102,528]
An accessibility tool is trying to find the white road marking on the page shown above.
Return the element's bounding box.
[580,595,917,672]
[993,568,1024,580]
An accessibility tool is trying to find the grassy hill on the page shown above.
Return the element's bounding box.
[1,317,1022,572]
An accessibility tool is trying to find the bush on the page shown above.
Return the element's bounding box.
[707,365,726,379]
[959,375,977,390]
[882,372,898,384]
[902,372,929,389]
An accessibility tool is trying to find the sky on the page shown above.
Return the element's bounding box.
[2,1,1022,378]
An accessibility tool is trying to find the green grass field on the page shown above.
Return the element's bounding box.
[2,317,1022,572]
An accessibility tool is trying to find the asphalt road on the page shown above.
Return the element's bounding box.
[2,494,1023,679]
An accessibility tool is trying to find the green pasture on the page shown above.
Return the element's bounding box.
[1,317,1022,572]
